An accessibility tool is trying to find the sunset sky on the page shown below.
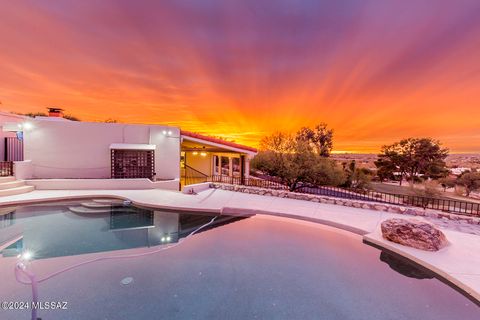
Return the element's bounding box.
[1,0,480,153]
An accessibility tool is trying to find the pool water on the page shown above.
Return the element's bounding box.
[0,200,479,320]
[0,200,232,260]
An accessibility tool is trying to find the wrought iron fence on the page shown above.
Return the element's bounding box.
[208,175,480,217]
[0,161,13,177]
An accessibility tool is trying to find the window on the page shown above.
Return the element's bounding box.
[221,157,229,175]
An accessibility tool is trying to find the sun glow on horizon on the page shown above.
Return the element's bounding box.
[1,1,480,153]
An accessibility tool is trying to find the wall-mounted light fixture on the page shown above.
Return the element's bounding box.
[17,122,33,131]
[192,151,199,155]
[162,130,173,136]
[23,122,33,131]
[200,152,207,157]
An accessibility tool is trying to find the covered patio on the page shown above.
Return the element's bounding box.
[180,131,257,187]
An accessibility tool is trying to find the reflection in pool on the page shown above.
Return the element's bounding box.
[0,200,242,260]
[378,250,434,279]
[0,200,479,320]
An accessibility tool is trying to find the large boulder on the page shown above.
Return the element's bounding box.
[381,218,448,251]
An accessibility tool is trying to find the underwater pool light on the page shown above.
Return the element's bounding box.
[21,250,33,261]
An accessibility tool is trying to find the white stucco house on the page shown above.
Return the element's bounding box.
[0,109,256,194]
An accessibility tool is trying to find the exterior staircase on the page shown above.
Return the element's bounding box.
[0,176,34,196]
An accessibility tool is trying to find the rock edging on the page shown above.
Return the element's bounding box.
[210,183,480,225]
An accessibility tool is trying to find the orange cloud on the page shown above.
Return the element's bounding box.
[1,1,480,153]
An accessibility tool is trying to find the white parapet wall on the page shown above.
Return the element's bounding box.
[13,160,33,180]
[182,182,212,194]
[25,178,180,191]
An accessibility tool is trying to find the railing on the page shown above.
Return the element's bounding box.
[210,175,289,190]
[0,161,13,177]
[183,165,209,186]
[208,175,480,217]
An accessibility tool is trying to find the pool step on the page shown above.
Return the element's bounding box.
[92,199,125,205]
[81,201,125,209]
[0,185,35,197]
[68,206,138,214]
[69,206,112,214]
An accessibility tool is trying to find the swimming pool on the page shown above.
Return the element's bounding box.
[0,199,478,320]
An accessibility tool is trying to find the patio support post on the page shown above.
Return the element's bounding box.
[245,157,250,179]
[228,157,233,176]
[240,155,245,185]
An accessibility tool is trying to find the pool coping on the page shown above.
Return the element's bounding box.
[0,189,479,304]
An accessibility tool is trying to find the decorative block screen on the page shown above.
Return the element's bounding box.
[111,149,155,180]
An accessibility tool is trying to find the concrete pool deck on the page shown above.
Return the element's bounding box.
[0,187,479,302]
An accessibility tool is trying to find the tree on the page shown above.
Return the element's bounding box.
[63,114,80,121]
[251,131,345,191]
[411,180,442,209]
[14,112,47,117]
[374,138,449,185]
[15,110,81,121]
[438,176,456,192]
[456,172,480,196]
[295,123,333,157]
[351,168,373,190]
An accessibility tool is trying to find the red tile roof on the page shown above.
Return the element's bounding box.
[181,130,257,153]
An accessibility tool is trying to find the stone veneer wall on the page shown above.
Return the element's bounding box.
[210,183,480,225]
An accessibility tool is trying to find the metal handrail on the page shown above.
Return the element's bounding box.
[209,175,480,217]
[184,165,208,178]
[183,165,209,187]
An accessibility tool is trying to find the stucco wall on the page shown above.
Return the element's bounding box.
[23,119,180,180]
[184,152,212,176]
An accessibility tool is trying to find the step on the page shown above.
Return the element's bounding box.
[69,206,112,214]
[0,185,34,197]
[0,180,25,190]
[0,176,15,183]
[81,201,125,209]
[69,206,137,215]
[92,199,125,205]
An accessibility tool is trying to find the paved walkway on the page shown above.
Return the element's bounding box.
[1,188,479,302]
